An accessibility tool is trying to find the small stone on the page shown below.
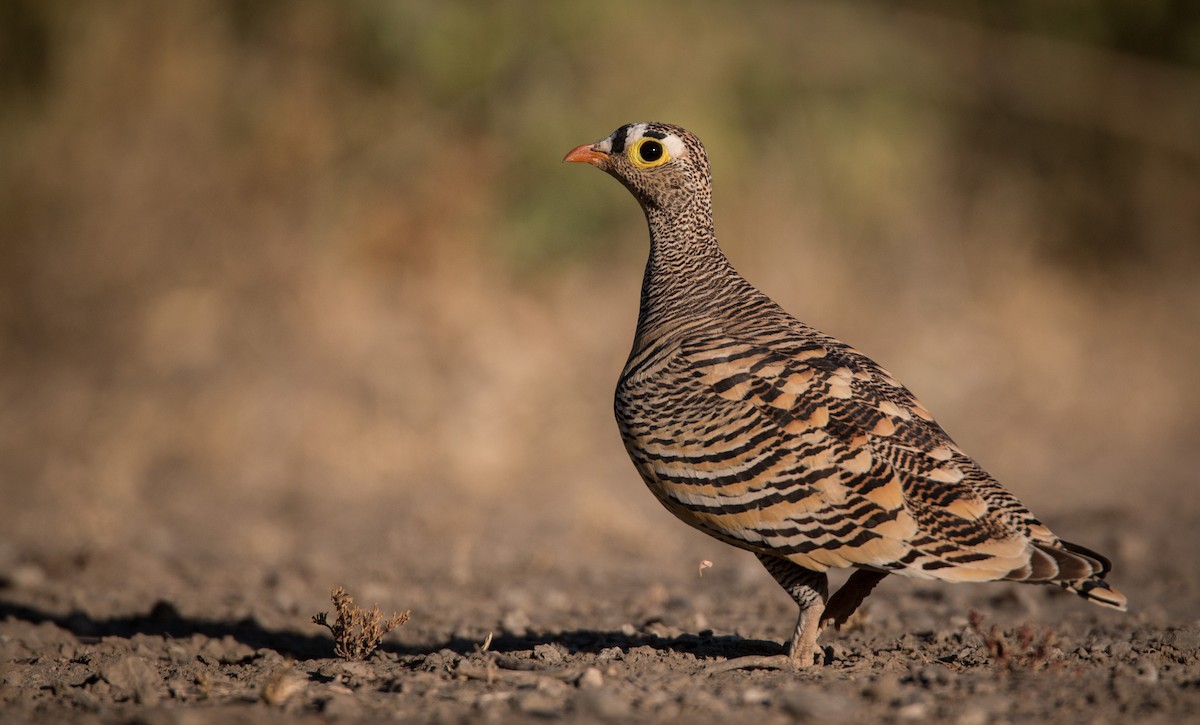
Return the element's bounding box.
[423,648,461,673]
[334,660,373,683]
[598,646,624,661]
[742,686,770,705]
[100,655,159,705]
[620,623,637,637]
[477,691,514,708]
[260,664,305,706]
[898,701,930,720]
[1134,660,1159,684]
[6,564,45,589]
[577,667,604,689]
[533,643,566,664]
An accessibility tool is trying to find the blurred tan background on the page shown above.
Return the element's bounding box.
[1,1,1197,596]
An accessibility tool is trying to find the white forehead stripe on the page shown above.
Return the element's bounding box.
[625,123,649,148]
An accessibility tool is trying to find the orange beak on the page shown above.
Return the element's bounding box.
[563,143,608,166]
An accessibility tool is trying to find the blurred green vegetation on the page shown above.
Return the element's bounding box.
[2,1,1196,286]
[0,0,1197,549]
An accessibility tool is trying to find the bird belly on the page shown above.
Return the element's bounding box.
[615,391,904,572]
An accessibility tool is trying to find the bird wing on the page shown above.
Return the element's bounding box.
[623,331,1045,581]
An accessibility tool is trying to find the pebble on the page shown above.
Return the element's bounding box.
[1134,660,1159,684]
[741,686,770,705]
[260,664,306,706]
[334,660,373,682]
[533,642,566,664]
[898,701,930,720]
[99,655,160,705]
[576,666,604,689]
[6,564,45,589]
[476,691,514,708]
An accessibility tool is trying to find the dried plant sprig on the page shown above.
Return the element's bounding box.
[966,609,1059,671]
[313,586,410,660]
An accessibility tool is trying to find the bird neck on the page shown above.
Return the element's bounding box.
[634,204,749,341]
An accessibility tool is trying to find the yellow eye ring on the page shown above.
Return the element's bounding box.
[629,137,670,169]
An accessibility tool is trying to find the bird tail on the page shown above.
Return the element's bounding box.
[1006,539,1128,612]
[1068,577,1127,611]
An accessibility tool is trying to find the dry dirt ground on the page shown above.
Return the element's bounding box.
[1,240,1198,725]
[2,482,1199,724]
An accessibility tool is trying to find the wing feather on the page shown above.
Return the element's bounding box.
[618,330,1047,581]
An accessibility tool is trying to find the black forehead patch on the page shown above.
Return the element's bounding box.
[609,124,633,154]
[645,129,668,140]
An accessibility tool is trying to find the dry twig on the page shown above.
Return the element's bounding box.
[312,586,410,660]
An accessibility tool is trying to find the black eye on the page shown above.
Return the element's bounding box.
[638,140,664,164]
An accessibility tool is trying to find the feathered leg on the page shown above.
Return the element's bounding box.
[823,569,888,629]
[756,553,828,667]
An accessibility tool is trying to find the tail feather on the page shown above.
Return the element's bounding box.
[1058,539,1113,577]
[1070,578,1128,611]
[1040,543,1100,581]
[1005,539,1127,612]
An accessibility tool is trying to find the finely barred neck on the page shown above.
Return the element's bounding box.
[635,204,759,340]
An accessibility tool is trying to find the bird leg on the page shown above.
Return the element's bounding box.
[756,553,829,667]
[822,569,888,630]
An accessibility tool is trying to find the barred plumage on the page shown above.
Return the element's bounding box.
[565,122,1126,667]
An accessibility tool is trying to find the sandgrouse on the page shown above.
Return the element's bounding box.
[565,122,1126,668]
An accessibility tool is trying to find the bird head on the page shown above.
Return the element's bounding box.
[564,122,711,214]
